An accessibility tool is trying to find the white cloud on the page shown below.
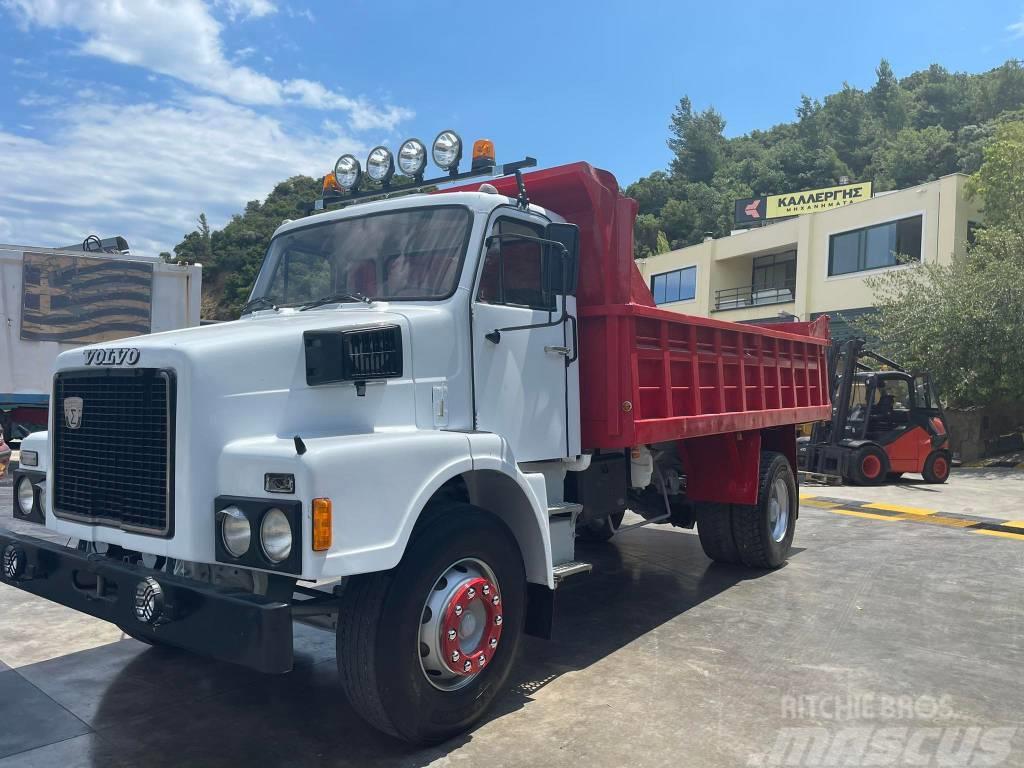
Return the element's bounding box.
[216,0,276,20]
[2,0,412,130]
[1010,14,1024,38]
[0,95,367,254]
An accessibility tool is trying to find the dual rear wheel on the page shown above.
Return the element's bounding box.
[696,451,797,569]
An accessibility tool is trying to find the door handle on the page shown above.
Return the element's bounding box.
[545,345,570,356]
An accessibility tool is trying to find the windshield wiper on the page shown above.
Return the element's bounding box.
[241,295,278,314]
[299,291,373,311]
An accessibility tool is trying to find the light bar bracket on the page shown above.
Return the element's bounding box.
[313,157,537,212]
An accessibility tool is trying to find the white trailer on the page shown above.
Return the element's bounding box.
[0,240,201,446]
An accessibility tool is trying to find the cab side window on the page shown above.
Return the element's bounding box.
[477,219,552,310]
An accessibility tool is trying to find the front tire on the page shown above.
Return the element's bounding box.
[577,509,625,542]
[847,444,889,486]
[336,504,525,744]
[730,452,797,569]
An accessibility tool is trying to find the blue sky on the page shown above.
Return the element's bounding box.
[1,0,1022,254]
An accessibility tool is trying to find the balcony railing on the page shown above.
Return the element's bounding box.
[714,281,796,311]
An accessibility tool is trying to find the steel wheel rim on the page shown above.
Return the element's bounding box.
[862,454,881,479]
[934,456,948,478]
[419,557,502,692]
[768,477,790,543]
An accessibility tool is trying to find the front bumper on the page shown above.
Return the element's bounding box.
[0,531,294,674]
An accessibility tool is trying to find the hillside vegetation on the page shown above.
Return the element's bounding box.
[173,59,1024,319]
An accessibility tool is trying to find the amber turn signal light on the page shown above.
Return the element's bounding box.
[312,498,332,551]
[472,139,495,169]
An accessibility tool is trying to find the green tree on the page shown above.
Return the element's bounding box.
[861,120,1024,406]
[667,97,728,183]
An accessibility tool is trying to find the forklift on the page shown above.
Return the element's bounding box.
[798,338,951,485]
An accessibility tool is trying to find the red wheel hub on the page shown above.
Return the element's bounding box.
[862,454,882,479]
[933,456,949,478]
[439,576,502,675]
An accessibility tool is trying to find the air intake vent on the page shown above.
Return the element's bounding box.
[305,325,403,386]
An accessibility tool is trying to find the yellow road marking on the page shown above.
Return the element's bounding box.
[832,509,899,521]
[973,529,1024,541]
[862,502,937,516]
[902,515,976,529]
[1003,521,1024,529]
[802,499,844,509]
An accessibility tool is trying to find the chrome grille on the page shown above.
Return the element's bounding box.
[53,368,175,536]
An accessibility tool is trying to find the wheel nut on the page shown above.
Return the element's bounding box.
[489,637,498,649]
[463,660,472,672]
[492,595,500,605]
[494,615,502,626]
[451,650,460,663]
[467,587,476,599]
[455,604,463,616]
[482,584,490,595]
[447,628,457,641]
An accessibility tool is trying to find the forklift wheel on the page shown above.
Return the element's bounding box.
[922,451,951,484]
[848,445,889,486]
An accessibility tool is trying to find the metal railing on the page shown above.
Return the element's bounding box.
[713,281,796,311]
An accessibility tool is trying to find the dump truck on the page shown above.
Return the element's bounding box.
[1,135,830,744]
[0,237,202,449]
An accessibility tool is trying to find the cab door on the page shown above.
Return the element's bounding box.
[471,213,576,462]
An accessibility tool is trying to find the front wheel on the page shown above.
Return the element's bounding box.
[847,444,889,486]
[336,504,525,744]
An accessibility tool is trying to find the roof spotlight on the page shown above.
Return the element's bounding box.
[334,154,362,191]
[366,146,395,185]
[397,138,427,178]
[432,130,463,173]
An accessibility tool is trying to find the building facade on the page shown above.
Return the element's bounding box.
[638,174,981,337]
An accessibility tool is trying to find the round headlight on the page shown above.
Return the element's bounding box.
[432,130,463,171]
[16,476,34,515]
[220,506,251,558]
[38,481,46,515]
[366,146,395,184]
[334,154,362,190]
[260,508,292,563]
[398,138,427,177]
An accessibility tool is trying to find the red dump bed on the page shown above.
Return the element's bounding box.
[445,162,832,450]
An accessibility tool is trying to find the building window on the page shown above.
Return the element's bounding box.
[752,250,796,291]
[828,215,923,276]
[651,266,696,305]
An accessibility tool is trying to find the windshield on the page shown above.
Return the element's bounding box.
[250,205,473,306]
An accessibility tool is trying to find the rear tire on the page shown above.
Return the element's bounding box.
[336,504,525,744]
[731,452,797,569]
[696,503,739,564]
[848,444,889,486]
[922,451,951,484]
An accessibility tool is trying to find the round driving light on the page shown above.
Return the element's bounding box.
[432,130,463,172]
[133,577,166,625]
[398,138,427,177]
[366,145,395,184]
[3,544,26,580]
[219,505,251,558]
[16,476,34,515]
[334,154,362,191]
[260,508,292,563]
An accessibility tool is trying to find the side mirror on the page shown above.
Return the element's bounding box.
[544,222,579,296]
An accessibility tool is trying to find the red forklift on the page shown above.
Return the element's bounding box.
[798,338,951,485]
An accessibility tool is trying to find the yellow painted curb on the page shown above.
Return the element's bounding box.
[832,509,899,521]
[973,529,1024,541]
[862,501,937,516]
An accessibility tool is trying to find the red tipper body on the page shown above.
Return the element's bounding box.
[444,162,832,455]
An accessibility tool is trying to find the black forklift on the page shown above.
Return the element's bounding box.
[798,339,951,485]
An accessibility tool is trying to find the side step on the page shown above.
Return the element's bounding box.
[552,560,592,586]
